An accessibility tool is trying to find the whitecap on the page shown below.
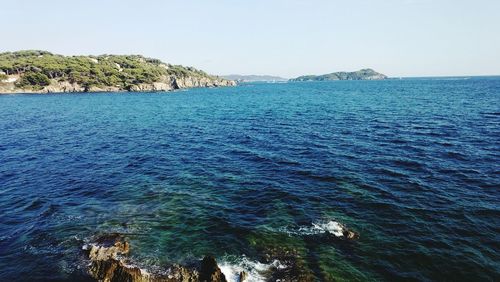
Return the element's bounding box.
[310,220,345,237]
[218,255,284,282]
[277,220,348,237]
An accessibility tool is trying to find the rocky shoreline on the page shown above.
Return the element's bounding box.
[0,74,236,94]
[83,226,359,282]
[0,51,236,94]
[83,234,314,282]
[84,234,223,282]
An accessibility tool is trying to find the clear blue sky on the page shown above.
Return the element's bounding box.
[1,0,499,78]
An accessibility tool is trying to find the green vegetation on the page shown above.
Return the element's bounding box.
[17,72,51,90]
[0,50,219,91]
[291,69,387,81]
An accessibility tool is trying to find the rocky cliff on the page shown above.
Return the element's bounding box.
[0,50,235,94]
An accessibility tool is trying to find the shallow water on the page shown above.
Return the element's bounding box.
[0,78,499,281]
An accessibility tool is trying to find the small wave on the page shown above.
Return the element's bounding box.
[392,158,425,170]
[480,112,500,116]
[276,220,352,238]
[444,151,468,161]
[299,220,345,237]
[219,256,285,282]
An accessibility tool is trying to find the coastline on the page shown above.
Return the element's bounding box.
[0,51,236,95]
[0,85,235,95]
[0,77,237,95]
[84,221,359,282]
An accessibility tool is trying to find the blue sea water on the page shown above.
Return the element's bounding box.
[0,78,499,281]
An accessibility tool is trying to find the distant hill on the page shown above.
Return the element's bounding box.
[0,50,235,94]
[221,74,288,82]
[290,69,387,81]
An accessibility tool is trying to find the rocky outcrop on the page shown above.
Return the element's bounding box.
[84,234,149,282]
[84,234,227,282]
[0,74,235,94]
[198,257,226,282]
[83,233,348,282]
[127,76,236,92]
[128,79,174,92]
[173,76,236,89]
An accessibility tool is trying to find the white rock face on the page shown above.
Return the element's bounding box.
[4,77,18,83]
[0,75,20,92]
[173,76,236,89]
[45,81,85,93]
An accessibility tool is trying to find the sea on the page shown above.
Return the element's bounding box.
[0,78,499,281]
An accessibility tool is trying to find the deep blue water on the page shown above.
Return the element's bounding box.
[0,78,499,281]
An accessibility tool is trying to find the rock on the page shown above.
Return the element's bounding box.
[172,76,236,90]
[85,234,148,282]
[199,256,227,282]
[87,233,130,261]
[342,229,359,240]
[165,264,199,282]
[88,85,122,93]
[85,235,233,282]
[238,271,247,282]
[47,81,85,93]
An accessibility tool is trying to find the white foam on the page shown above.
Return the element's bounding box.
[218,256,284,282]
[279,220,347,237]
[311,220,345,237]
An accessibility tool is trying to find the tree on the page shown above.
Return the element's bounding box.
[17,72,51,87]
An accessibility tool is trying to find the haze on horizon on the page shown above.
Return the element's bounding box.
[1,0,499,78]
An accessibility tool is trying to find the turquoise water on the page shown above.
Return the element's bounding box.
[0,79,499,281]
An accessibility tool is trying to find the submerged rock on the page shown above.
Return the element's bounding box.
[263,247,315,282]
[342,229,359,240]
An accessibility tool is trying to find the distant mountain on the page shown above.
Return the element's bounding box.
[290,69,387,81]
[221,74,288,82]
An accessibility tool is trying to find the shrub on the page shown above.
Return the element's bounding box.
[18,72,51,87]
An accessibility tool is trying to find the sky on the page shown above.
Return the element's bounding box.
[1,0,499,78]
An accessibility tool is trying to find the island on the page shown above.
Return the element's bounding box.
[0,50,235,94]
[290,68,387,81]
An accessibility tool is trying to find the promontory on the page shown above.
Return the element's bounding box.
[290,68,387,81]
[0,50,235,94]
